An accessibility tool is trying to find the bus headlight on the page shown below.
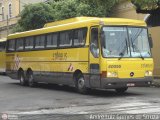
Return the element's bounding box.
[107,72,118,77]
[145,71,152,76]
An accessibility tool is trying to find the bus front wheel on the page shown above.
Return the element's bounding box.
[115,87,128,94]
[75,74,87,94]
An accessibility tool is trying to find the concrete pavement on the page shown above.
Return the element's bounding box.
[0,75,160,120]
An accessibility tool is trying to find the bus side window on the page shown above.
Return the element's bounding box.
[7,40,15,52]
[0,42,4,51]
[73,28,87,46]
[90,28,99,58]
[46,33,58,48]
[59,30,72,47]
[16,38,24,51]
[35,35,45,49]
[25,37,34,50]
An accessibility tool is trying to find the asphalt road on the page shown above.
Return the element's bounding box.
[0,75,160,120]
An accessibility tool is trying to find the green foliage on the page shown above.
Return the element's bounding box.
[131,0,160,10]
[80,0,119,16]
[13,0,118,32]
[49,0,119,20]
[50,0,78,20]
[12,24,25,33]
[14,3,54,32]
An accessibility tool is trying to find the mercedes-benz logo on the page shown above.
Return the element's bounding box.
[130,72,134,77]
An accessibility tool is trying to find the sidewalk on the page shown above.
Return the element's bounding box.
[152,79,160,87]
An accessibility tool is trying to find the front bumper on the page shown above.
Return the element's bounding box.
[101,77,153,89]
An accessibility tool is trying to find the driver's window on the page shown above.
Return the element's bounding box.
[90,28,99,58]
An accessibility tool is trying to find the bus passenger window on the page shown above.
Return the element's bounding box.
[16,38,24,51]
[46,33,58,48]
[0,43,2,51]
[74,28,87,46]
[25,37,34,50]
[8,40,15,51]
[60,31,72,47]
[35,35,45,49]
[90,28,99,58]
[0,42,5,51]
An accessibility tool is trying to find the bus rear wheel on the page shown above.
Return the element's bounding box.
[28,72,36,87]
[115,87,128,94]
[19,72,26,86]
[75,74,87,94]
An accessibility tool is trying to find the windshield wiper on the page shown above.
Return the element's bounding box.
[131,38,144,60]
[118,39,128,60]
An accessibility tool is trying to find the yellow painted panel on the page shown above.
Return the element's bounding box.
[105,59,153,78]
[0,51,6,72]
[6,48,89,73]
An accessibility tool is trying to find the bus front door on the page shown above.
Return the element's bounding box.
[89,27,101,88]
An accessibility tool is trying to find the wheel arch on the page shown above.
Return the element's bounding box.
[26,68,33,75]
[73,69,83,80]
[17,68,24,78]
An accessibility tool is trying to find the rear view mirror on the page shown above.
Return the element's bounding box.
[149,34,153,48]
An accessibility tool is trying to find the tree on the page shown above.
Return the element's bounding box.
[49,0,119,20]
[13,0,118,32]
[131,0,160,13]
[13,3,54,32]
[79,0,119,16]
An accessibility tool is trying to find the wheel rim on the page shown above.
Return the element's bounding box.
[20,75,24,84]
[78,78,85,89]
[29,74,33,86]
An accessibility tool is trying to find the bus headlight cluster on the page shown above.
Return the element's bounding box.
[107,72,118,77]
[145,71,152,76]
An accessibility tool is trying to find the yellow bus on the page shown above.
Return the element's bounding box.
[0,38,6,74]
[6,17,153,94]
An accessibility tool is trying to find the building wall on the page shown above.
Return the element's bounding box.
[149,27,160,77]
[113,0,146,20]
[0,0,19,21]
[0,0,45,39]
[113,0,160,77]
[0,0,20,38]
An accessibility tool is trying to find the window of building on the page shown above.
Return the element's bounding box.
[59,31,72,47]
[9,3,12,18]
[1,6,4,20]
[16,38,24,51]
[46,33,58,48]
[25,37,34,50]
[35,35,45,49]
[73,28,87,46]
[7,40,15,51]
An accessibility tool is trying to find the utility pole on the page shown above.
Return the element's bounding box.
[6,15,9,35]
[0,14,2,39]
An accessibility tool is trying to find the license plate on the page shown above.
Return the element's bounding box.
[127,83,135,87]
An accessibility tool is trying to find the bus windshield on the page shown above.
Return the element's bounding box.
[101,26,151,58]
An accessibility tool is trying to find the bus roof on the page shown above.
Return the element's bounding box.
[44,17,146,28]
[7,17,147,40]
[0,38,7,42]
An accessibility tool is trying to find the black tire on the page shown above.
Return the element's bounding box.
[75,74,87,94]
[28,71,36,87]
[19,71,26,86]
[115,87,128,94]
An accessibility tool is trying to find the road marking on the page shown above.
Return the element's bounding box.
[5,100,160,115]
